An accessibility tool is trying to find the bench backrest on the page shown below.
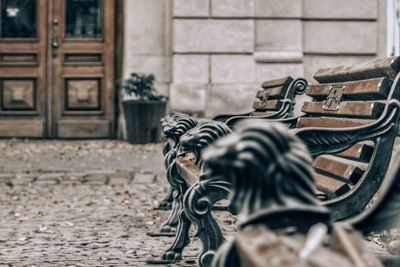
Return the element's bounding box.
[251,76,295,116]
[298,56,400,220]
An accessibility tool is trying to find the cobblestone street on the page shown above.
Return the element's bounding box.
[0,140,235,266]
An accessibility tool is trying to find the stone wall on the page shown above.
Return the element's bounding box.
[123,0,386,118]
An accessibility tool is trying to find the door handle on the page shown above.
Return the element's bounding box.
[52,19,59,53]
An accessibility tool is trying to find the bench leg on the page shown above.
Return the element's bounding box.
[148,155,183,236]
[155,146,177,210]
[184,178,232,267]
[146,194,192,264]
[154,187,174,210]
[147,191,180,237]
[161,207,192,261]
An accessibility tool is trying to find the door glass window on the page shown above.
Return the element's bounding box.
[65,0,102,39]
[0,0,37,38]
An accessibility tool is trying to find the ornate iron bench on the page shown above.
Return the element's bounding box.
[151,77,308,233]
[149,56,400,266]
[205,121,386,267]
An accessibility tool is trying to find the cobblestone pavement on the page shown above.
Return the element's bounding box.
[0,140,236,267]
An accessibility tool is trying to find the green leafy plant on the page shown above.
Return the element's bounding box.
[122,73,164,101]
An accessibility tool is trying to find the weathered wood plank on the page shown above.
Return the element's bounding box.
[314,56,400,83]
[252,100,281,111]
[307,78,392,101]
[313,156,365,184]
[261,76,293,89]
[176,153,200,186]
[336,143,374,163]
[256,86,287,100]
[302,101,385,119]
[297,117,372,128]
[250,111,275,116]
[315,173,351,197]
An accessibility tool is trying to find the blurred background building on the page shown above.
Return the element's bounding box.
[0,0,397,138]
[124,0,390,119]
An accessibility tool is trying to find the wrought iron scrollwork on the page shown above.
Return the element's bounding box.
[225,77,308,127]
[295,99,400,158]
[156,115,198,211]
[148,121,231,264]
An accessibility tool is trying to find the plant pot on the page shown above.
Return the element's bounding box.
[123,100,167,144]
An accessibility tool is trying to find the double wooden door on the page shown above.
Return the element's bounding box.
[0,0,115,138]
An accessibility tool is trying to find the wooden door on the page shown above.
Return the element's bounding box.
[0,0,115,138]
[0,0,48,137]
[51,0,115,138]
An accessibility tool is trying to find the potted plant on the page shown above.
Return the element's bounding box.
[121,73,167,144]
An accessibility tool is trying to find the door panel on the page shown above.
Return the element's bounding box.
[0,0,115,138]
[51,0,114,138]
[0,0,47,137]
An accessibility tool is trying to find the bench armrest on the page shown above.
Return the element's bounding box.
[225,100,294,127]
[176,153,201,186]
[212,112,253,122]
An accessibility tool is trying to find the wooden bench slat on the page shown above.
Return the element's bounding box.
[336,143,374,163]
[314,56,400,83]
[313,156,365,184]
[301,101,385,119]
[315,173,351,197]
[250,111,275,117]
[252,100,281,111]
[315,190,328,201]
[306,78,392,101]
[261,76,293,89]
[256,86,287,100]
[297,117,373,128]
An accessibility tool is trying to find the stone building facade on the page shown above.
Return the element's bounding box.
[123,0,387,117]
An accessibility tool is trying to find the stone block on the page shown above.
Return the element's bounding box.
[256,19,302,51]
[124,0,166,55]
[206,84,260,117]
[173,55,209,83]
[255,63,304,83]
[211,55,255,83]
[303,55,375,81]
[254,51,303,63]
[169,84,207,112]
[173,0,209,17]
[123,56,170,83]
[211,0,255,17]
[304,0,378,19]
[255,0,302,18]
[174,20,254,53]
[304,21,378,54]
